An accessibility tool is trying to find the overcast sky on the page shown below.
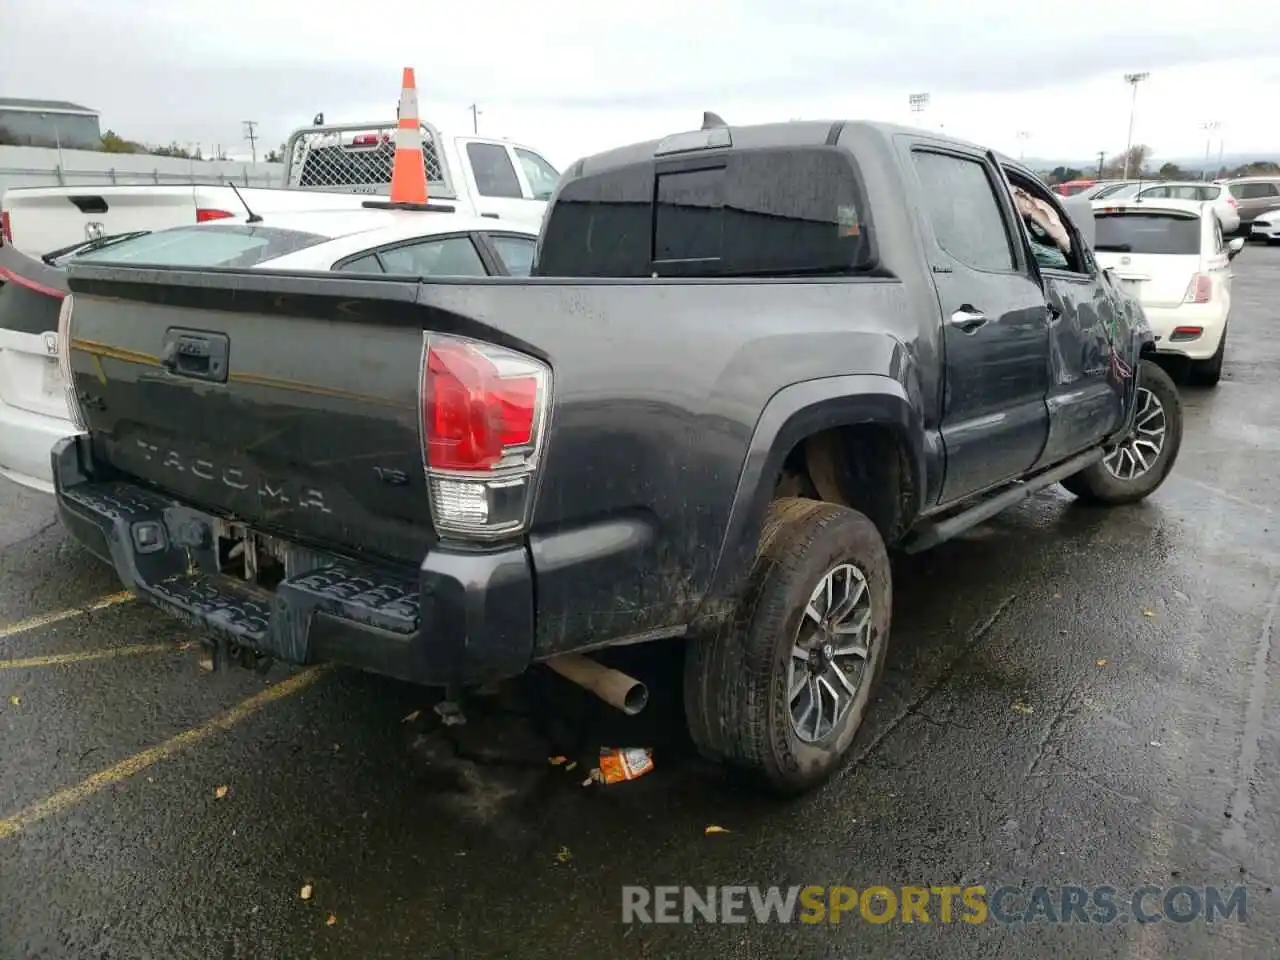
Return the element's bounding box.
[3,0,1278,168]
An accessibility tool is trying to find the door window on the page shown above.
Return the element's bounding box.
[514,149,561,201]
[377,236,489,276]
[912,151,1017,272]
[466,143,523,199]
[1229,182,1280,200]
[489,234,537,276]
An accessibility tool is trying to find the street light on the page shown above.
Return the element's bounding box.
[1122,71,1149,179]
[1200,121,1221,180]
[908,92,930,123]
[1016,130,1030,162]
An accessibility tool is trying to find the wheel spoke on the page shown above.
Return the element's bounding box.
[788,665,807,703]
[804,603,823,626]
[809,677,823,739]
[834,608,871,638]
[829,578,865,625]
[828,661,858,696]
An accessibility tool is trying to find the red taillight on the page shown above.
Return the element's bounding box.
[196,208,235,223]
[351,134,387,146]
[1,210,10,247]
[1184,273,1212,304]
[1226,196,1238,208]
[420,334,550,539]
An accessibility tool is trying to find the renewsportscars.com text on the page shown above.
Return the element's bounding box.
[621,884,1249,925]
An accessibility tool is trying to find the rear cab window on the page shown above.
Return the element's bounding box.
[1094,213,1201,255]
[70,224,328,268]
[537,142,875,278]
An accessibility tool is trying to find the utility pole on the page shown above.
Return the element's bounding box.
[1097,151,1105,179]
[1016,130,1030,162]
[242,120,259,164]
[1200,121,1220,180]
[1121,72,1149,179]
[468,103,482,135]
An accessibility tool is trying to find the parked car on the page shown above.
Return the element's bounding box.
[0,207,537,493]
[1248,207,1280,243]
[1092,181,1240,232]
[1222,177,1280,231]
[1092,197,1243,387]
[0,120,559,257]
[53,119,1180,795]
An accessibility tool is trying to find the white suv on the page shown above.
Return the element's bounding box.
[1091,198,1245,387]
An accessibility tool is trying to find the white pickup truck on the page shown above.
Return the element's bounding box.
[0,120,559,257]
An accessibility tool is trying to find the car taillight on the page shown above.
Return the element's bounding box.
[56,294,88,432]
[196,208,235,223]
[1184,273,1213,304]
[420,333,550,539]
[0,210,10,247]
[1225,196,1238,208]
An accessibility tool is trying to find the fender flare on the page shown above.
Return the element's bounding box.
[700,374,927,612]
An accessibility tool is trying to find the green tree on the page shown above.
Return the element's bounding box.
[99,130,141,154]
[1157,161,1193,180]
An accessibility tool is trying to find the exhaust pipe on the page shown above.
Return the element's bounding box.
[545,654,649,716]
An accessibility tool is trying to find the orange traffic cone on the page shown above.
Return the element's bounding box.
[390,67,428,204]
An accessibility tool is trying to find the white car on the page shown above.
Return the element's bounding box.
[1092,180,1240,234]
[0,207,539,494]
[1249,208,1280,243]
[1092,198,1244,387]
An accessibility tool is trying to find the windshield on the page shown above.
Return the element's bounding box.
[1094,182,1141,200]
[515,148,561,201]
[70,224,329,268]
[1095,213,1201,255]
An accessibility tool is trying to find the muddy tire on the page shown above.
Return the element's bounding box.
[1187,324,1226,387]
[1060,359,1183,505]
[684,498,892,795]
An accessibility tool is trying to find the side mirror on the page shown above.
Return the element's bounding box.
[1227,236,1245,260]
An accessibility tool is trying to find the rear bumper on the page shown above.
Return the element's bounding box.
[51,435,535,687]
[0,399,77,494]
[1144,301,1228,361]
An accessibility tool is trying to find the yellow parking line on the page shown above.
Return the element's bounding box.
[0,664,330,841]
[0,592,136,642]
[0,643,174,671]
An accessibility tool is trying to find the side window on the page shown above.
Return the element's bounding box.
[1004,172,1088,274]
[337,253,384,274]
[912,151,1016,272]
[489,234,537,276]
[466,143,523,199]
[377,236,488,277]
[514,149,561,201]
[1141,185,1169,198]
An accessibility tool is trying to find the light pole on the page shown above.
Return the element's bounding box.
[1122,71,1149,179]
[1016,130,1030,162]
[1200,121,1220,180]
[908,92,930,127]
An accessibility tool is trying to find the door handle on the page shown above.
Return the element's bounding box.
[949,307,988,333]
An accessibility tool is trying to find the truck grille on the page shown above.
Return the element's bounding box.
[287,125,445,192]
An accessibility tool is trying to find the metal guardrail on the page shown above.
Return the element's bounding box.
[0,165,279,189]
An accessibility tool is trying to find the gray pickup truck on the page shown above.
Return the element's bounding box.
[52,119,1182,795]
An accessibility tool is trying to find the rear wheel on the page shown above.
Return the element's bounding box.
[1060,359,1183,505]
[684,498,892,795]
[1187,324,1227,387]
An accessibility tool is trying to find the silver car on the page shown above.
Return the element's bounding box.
[1222,177,1280,229]
[1093,180,1240,233]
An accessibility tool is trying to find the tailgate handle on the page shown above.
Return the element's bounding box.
[161,328,229,383]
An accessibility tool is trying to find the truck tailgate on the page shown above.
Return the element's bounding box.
[63,265,434,564]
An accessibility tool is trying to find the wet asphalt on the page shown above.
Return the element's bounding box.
[1,248,1278,960]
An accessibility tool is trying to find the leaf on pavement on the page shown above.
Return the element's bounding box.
[705,825,731,835]
[300,884,314,901]
[214,785,229,799]
[326,914,337,926]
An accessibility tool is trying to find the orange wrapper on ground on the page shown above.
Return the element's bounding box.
[597,748,655,784]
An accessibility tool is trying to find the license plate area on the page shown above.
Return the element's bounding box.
[215,521,289,591]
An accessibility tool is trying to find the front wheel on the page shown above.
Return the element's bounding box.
[1060,358,1183,505]
[684,498,892,795]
